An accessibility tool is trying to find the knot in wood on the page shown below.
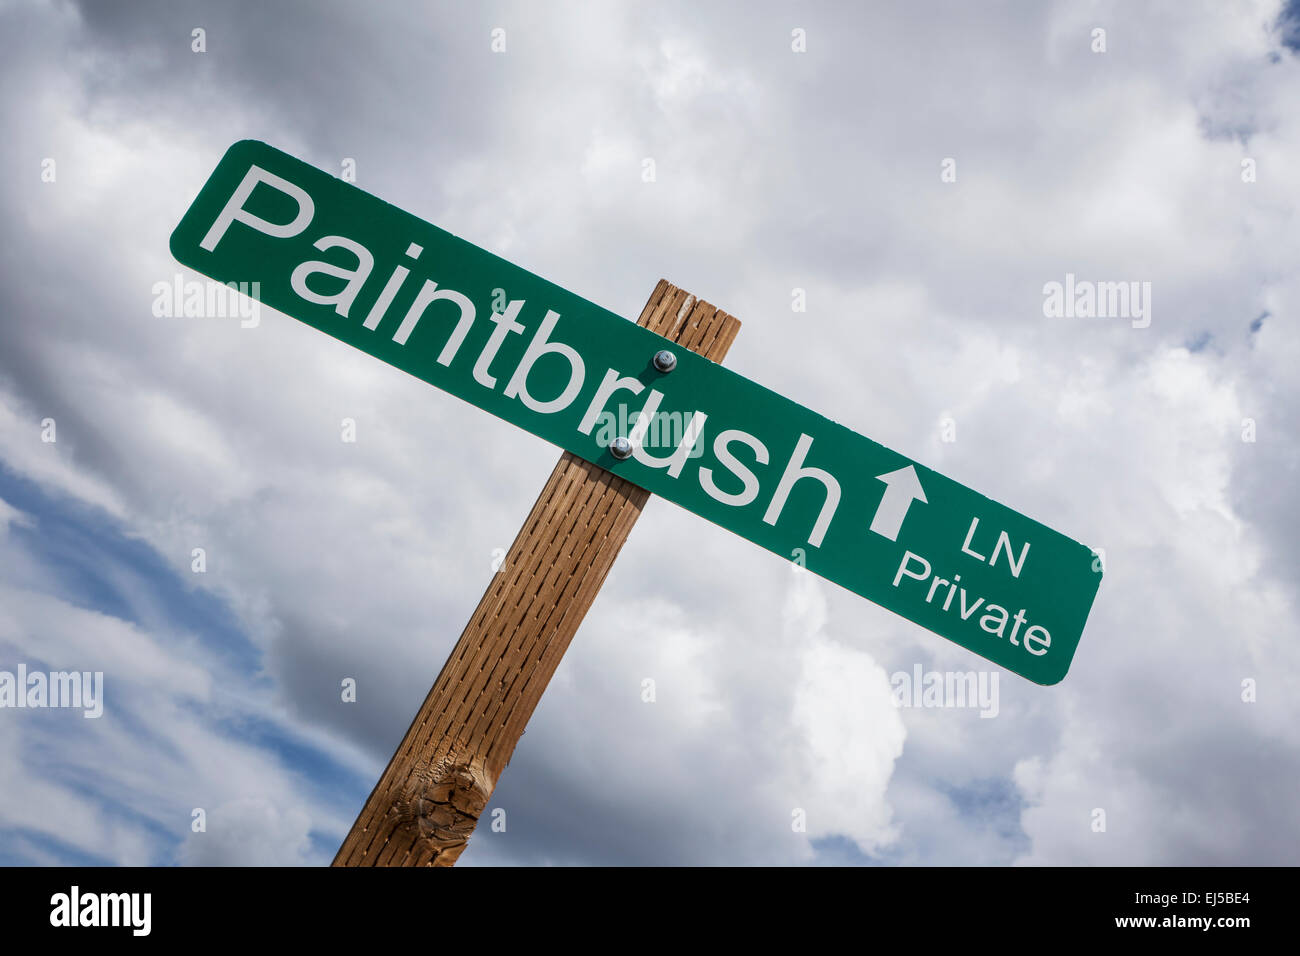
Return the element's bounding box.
[391,752,492,864]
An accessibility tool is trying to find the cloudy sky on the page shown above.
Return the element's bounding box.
[1,0,1298,866]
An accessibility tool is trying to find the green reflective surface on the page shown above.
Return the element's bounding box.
[171,140,1102,684]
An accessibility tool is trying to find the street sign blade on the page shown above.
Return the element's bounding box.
[170,140,1103,684]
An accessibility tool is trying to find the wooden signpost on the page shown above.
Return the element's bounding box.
[334,281,737,865]
[171,140,1103,866]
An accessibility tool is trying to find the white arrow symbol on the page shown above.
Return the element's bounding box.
[870,465,927,541]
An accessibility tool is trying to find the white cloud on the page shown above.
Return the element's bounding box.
[784,572,905,856]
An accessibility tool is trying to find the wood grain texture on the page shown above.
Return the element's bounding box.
[333,280,741,866]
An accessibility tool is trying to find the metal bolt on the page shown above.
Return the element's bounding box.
[609,436,633,460]
[652,349,677,373]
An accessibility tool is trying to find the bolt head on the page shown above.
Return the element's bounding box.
[652,349,677,373]
[609,436,633,460]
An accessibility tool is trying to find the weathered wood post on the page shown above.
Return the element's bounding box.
[333,280,741,866]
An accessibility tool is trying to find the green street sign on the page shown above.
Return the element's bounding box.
[171,140,1102,685]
